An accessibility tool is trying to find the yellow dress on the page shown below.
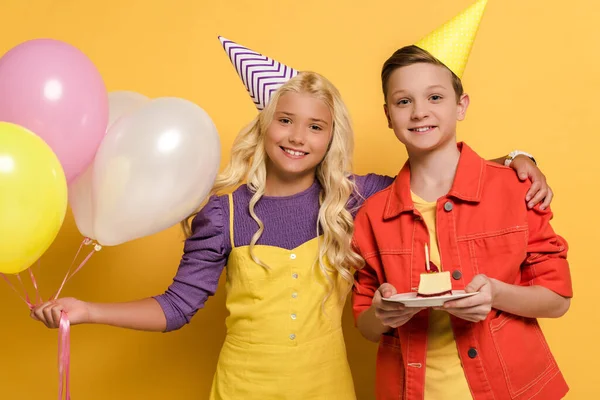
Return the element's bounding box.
[209,194,356,400]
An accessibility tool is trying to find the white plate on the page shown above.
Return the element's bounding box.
[382,290,478,307]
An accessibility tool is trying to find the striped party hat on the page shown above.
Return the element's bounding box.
[414,0,488,78]
[218,36,299,111]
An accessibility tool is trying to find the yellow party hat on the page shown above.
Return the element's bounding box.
[414,0,488,78]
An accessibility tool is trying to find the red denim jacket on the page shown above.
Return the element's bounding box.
[352,143,572,400]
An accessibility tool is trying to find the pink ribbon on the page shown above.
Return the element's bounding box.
[1,262,41,309]
[51,239,99,399]
[53,238,97,300]
[0,273,31,308]
[52,238,99,399]
[1,237,101,400]
[15,273,33,308]
[58,311,71,400]
[29,266,43,306]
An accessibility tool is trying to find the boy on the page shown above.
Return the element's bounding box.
[351,1,572,399]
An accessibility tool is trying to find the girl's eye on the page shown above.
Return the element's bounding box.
[310,124,322,131]
[279,118,291,124]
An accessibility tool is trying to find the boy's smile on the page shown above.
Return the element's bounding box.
[409,125,437,134]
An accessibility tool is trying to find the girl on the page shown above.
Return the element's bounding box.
[32,40,550,399]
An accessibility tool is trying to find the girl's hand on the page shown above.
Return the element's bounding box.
[509,155,553,210]
[30,297,90,328]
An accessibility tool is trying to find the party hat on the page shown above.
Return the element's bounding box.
[218,36,299,110]
[414,0,488,78]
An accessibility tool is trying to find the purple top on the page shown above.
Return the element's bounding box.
[154,173,394,331]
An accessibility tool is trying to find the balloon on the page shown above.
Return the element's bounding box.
[0,122,68,274]
[92,98,221,246]
[67,166,95,239]
[105,91,150,127]
[69,91,148,239]
[0,39,108,182]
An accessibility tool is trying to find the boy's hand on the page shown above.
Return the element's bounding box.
[31,297,90,328]
[372,283,423,328]
[509,155,553,210]
[440,274,494,322]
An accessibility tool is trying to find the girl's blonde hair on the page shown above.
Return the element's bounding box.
[182,71,364,295]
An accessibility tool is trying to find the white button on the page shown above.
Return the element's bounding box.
[291,314,297,320]
[292,273,298,279]
[290,253,297,260]
[291,292,298,298]
[290,334,296,340]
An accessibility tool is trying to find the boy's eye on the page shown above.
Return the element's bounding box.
[430,95,443,101]
[397,99,410,105]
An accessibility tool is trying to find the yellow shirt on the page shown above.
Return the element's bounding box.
[412,192,472,400]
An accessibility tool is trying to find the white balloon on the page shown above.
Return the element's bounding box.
[68,91,149,239]
[68,166,95,238]
[106,91,149,127]
[92,97,221,246]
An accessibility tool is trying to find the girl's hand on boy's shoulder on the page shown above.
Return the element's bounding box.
[510,155,553,210]
[438,274,494,323]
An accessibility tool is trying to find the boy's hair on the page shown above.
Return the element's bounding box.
[381,45,464,102]
[182,71,362,297]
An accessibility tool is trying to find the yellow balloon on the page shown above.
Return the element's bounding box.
[0,122,68,274]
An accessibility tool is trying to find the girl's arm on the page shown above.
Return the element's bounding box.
[32,297,167,331]
[497,154,553,210]
[31,195,230,332]
[353,153,552,210]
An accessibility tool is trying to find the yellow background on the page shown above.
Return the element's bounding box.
[1,0,597,398]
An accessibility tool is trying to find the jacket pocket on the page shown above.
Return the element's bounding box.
[376,334,405,400]
[489,313,555,398]
[466,228,527,283]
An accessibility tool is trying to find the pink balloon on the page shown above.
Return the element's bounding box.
[0,39,108,182]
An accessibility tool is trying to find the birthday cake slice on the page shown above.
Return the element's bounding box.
[417,244,453,297]
[417,270,452,298]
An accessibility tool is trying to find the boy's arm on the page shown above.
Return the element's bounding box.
[494,204,572,317]
[354,277,393,342]
[352,220,423,342]
[352,223,392,342]
[490,279,570,318]
[443,205,572,320]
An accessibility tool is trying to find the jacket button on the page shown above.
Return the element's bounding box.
[444,201,453,212]
[452,270,462,280]
[468,347,478,359]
